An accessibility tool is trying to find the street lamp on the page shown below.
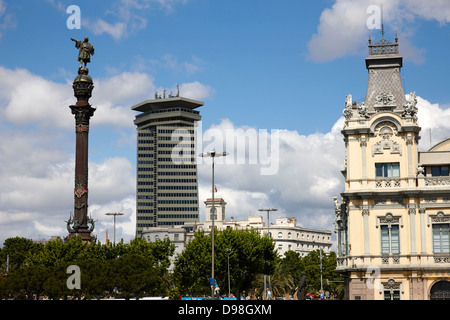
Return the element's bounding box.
[226,248,231,298]
[258,208,278,238]
[105,212,124,244]
[199,150,228,299]
[258,208,277,300]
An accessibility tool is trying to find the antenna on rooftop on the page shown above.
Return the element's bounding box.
[381,3,385,38]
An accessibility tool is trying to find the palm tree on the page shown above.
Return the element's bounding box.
[250,262,294,300]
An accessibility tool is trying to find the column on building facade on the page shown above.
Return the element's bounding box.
[362,207,370,258]
[408,205,417,261]
[419,207,427,254]
[360,137,368,187]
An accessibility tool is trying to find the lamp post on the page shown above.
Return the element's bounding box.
[258,208,277,300]
[105,212,124,244]
[258,208,278,238]
[226,248,231,298]
[199,150,228,299]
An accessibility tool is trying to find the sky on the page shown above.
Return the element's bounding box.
[0,0,450,246]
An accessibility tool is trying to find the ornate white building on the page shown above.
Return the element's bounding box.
[335,34,450,300]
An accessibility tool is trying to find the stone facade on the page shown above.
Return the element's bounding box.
[335,36,450,300]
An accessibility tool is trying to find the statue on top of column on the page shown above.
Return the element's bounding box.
[71,36,95,69]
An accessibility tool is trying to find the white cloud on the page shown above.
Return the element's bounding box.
[89,196,136,243]
[308,0,370,62]
[405,0,450,24]
[196,118,346,231]
[88,19,128,41]
[0,66,214,245]
[196,96,450,231]
[92,72,155,128]
[85,0,189,40]
[1,64,449,248]
[0,66,73,128]
[0,0,16,39]
[0,153,137,244]
[308,0,450,63]
[89,157,136,204]
[0,67,193,130]
[148,54,206,74]
[94,72,155,105]
[179,81,215,101]
[416,95,450,150]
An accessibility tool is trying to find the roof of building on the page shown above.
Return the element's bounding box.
[364,36,406,112]
[131,96,204,112]
[419,137,450,165]
[428,137,450,152]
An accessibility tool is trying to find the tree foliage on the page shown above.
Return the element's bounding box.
[280,249,343,299]
[173,228,277,299]
[0,236,174,300]
[0,234,342,300]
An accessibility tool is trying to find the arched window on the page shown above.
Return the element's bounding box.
[430,281,450,300]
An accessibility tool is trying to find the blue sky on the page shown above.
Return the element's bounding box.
[1,0,450,244]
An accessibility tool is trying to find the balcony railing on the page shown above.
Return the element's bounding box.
[424,177,450,186]
[336,254,450,271]
[368,38,399,55]
[347,178,412,190]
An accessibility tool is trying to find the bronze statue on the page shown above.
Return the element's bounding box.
[71,36,95,68]
[294,272,307,300]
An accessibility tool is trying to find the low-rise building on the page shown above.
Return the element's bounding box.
[142,197,332,267]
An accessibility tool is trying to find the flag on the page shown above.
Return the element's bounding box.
[215,185,217,192]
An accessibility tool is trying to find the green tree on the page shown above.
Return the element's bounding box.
[42,262,77,300]
[302,249,341,297]
[280,250,304,290]
[24,236,89,267]
[107,254,165,299]
[215,228,277,299]
[173,228,277,299]
[0,265,51,300]
[251,261,294,299]
[78,259,109,299]
[172,230,212,297]
[0,237,43,272]
[279,249,342,299]
[0,235,176,299]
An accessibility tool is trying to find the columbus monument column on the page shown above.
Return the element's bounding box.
[66,37,96,242]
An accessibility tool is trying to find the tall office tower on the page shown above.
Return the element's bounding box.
[131,95,203,238]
